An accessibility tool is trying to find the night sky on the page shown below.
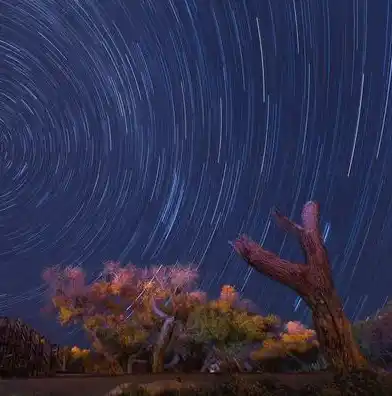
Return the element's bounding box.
[1,0,392,346]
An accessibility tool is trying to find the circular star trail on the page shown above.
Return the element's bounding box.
[1,0,392,343]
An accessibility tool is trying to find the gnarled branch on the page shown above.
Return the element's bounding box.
[272,202,326,269]
[151,298,171,320]
[233,202,330,293]
[234,201,368,373]
[301,201,320,231]
[233,235,307,293]
[271,207,303,237]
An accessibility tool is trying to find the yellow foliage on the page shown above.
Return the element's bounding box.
[59,306,74,324]
[264,314,281,327]
[120,326,149,346]
[232,312,266,340]
[84,315,107,330]
[281,330,316,344]
[188,293,279,346]
[71,346,90,359]
[211,299,231,313]
[251,328,319,361]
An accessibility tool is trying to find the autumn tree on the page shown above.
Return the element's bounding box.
[147,265,203,373]
[42,262,200,373]
[233,201,368,373]
[186,285,280,372]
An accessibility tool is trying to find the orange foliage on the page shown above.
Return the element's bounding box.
[251,323,318,361]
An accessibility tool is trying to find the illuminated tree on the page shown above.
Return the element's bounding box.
[149,267,204,373]
[42,262,200,373]
[186,285,280,372]
[233,201,368,373]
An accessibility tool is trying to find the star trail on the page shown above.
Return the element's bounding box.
[1,0,392,344]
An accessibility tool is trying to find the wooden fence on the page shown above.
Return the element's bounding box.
[0,317,61,377]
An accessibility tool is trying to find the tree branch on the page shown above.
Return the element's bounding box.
[233,235,307,293]
[151,299,171,320]
[272,202,321,237]
[301,201,320,231]
[272,202,325,268]
[271,207,303,237]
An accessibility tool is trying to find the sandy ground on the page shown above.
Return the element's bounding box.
[0,372,336,396]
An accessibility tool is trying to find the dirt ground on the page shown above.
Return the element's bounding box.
[0,372,336,396]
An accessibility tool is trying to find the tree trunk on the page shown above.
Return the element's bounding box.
[152,316,176,373]
[201,349,215,372]
[306,290,368,372]
[151,298,190,373]
[89,332,122,373]
[233,201,368,374]
[126,357,132,374]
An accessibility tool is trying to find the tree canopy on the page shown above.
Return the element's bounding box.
[42,261,325,374]
[43,262,201,371]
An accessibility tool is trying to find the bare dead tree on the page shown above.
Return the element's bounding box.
[233,201,368,373]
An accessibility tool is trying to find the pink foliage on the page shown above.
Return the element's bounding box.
[236,298,257,312]
[188,290,207,304]
[285,321,308,334]
[42,262,199,304]
[42,265,62,287]
[102,261,121,275]
[64,266,85,292]
[170,265,199,290]
[152,264,199,292]
[104,262,135,291]
[100,261,198,293]
[43,265,86,297]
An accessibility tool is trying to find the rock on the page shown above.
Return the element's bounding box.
[104,382,133,396]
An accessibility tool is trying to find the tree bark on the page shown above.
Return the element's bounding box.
[233,201,368,374]
[126,356,133,374]
[89,331,121,372]
[200,349,215,372]
[151,298,191,373]
[152,316,176,373]
[305,289,368,372]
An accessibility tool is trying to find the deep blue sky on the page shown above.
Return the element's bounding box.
[1,0,391,346]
